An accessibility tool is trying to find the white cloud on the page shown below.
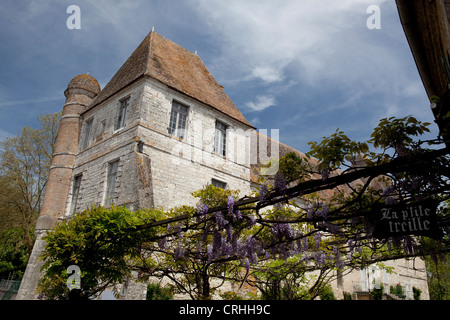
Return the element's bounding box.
[0,96,61,108]
[251,66,284,83]
[194,0,388,86]
[246,95,276,112]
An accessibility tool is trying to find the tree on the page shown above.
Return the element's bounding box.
[0,112,60,253]
[37,205,165,300]
[0,112,60,280]
[423,200,450,300]
[37,115,449,299]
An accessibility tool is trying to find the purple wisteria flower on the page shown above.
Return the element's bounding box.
[259,184,268,202]
[196,203,209,222]
[244,258,250,272]
[314,232,321,249]
[226,224,233,242]
[215,211,228,229]
[174,243,185,260]
[197,203,209,216]
[318,204,329,220]
[333,246,344,269]
[227,196,234,215]
[274,174,287,192]
[382,185,395,196]
[212,230,222,253]
[302,237,309,251]
[321,168,330,181]
[314,251,326,267]
[158,237,167,250]
[206,244,212,263]
[306,204,315,220]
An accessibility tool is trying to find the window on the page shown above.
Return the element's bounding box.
[214,121,227,156]
[105,160,119,206]
[168,101,188,139]
[211,179,226,190]
[81,118,93,150]
[70,175,82,215]
[96,119,107,142]
[115,97,130,131]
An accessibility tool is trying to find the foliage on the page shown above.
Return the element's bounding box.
[37,205,165,299]
[307,129,369,171]
[319,284,336,300]
[0,228,29,279]
[146,282,174,300]
[343,291,352,300]
[0,112,61,254]
[424,250,450,300]
[413,286,422,300]
[250,257,313,300]
[370,284,384,300]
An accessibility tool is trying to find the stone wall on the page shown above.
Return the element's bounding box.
[66,77,253,215]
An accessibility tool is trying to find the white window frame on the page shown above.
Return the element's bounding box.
[115,97,130,132]
[168,101,188,139]
[81,118,93,150]
[105,160,119,206]
[214,120,227,156]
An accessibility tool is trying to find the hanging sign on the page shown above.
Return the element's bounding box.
[372,199,441,240]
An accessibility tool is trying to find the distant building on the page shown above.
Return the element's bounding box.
[16,31,430,300]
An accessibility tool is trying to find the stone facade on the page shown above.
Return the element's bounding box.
[67,77,253,214]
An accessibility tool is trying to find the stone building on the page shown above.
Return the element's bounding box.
[16,31,430,300]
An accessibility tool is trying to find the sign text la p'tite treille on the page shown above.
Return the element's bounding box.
[372,199,442,240]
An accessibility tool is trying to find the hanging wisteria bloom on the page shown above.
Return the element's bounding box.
[259,184,268,202]
[158,237,167,250]
[333,246,344,269]
[314,251,326,267]
[206,244,212,263]
[306,204,315,220]
[214,211,227,229]
[225,224,233,242]
[317,203,329,220]
[244,258,250,273]
[382,185,395,195]
[314,232,321,249]
[196,203,209,223]
[302,237,309,251]
[174,243,185,260]
[227,196,234,215]
[274,174,287,192]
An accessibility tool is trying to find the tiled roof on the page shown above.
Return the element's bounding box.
[250,132,381,200]
[89,31,253,128]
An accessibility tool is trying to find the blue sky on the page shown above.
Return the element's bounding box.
[0,0,439,153]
